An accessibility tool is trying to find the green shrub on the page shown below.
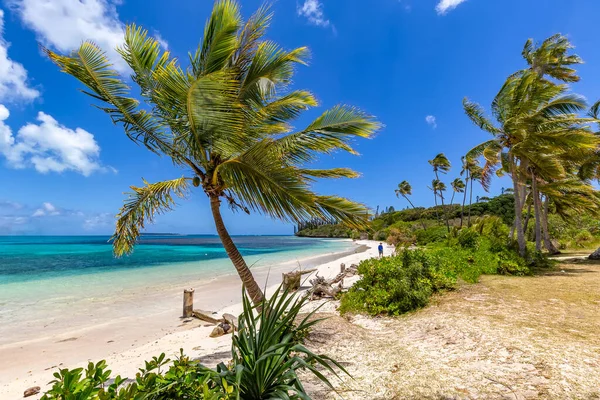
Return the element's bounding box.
[457,228,481,249]
[416,226,448,245]
[575,229,594,248]
[42,287,347,400]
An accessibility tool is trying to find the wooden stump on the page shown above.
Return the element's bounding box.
[282,268,317,291]
[183,288,194,318]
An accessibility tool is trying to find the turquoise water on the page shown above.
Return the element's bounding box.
[0,235,351,284]
[0,235,354,345]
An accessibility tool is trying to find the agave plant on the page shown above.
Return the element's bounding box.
[229,285,347,399]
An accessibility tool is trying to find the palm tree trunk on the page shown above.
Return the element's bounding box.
[542,196,560,254]
[404,196,427,230]
[531,171,542,252]
[511,160,526,257]
[460,170,469,228]
[210,196,264,305]
[435,171,450,232]
[468,178,474,227]
[433,190,440,224]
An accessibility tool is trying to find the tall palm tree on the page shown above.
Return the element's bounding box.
[464,74,596,255]
[429,153,451,231]
[46,1,380,305]
[395,181,426,229]
[520,34,582,83]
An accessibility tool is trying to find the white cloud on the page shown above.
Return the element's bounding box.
[436,0,468,15]
[154,31,169,50]
[425,115,437,129]
[0,10,39,102]
[0,105,107,176]
[9,0,127,71]
[83,212,112,230]
[297,0,330,27]
[32,202,61,217]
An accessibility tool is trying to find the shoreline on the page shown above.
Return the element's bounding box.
[0,240,379,399]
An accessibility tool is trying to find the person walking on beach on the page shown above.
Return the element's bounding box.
[378,243,384,258]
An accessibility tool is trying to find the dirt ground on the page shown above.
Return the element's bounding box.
[303,257,600,400]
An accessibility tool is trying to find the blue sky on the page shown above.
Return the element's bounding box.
[0,0,599,235]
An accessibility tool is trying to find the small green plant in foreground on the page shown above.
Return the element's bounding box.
[42,286,346,399]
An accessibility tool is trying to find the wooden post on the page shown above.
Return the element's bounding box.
[340,263,346,273]
[183,288,194,318]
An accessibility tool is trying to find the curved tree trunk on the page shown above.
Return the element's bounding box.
[210,196,264,305]
[542,196,560,254]
[531,171,542,252]
[511,160,526,257]
[460,170,469,228]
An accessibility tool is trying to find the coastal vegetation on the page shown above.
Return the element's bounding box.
[42,287,345,399]
[46,0,379,305]
[333,34,600,318]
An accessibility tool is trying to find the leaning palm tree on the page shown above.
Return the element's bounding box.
[450,178,465,205]
[464,74,596,255]
[46,1,380,305]
[395,180,426,229]
[429,153,451,231]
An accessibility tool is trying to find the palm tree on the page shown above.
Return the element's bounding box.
[46,1,380,305]
[460,157,482,228]
[429,153,451,231]
[395,181,426,229]
[464,75,596,255]
[520,34,582,83]
[450,178,465,206]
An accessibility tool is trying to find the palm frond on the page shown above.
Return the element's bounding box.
[112,177,189,256]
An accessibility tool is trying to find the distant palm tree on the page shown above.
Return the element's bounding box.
[46,0,380,305]
[450,178,465,205]
[460,157,482,228]
[429,153,451,231]
[395,180,426,229]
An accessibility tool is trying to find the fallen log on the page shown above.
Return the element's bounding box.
[192,309,222,325]
[282,268,317,291]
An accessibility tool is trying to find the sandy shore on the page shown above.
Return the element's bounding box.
[0,240,380,399]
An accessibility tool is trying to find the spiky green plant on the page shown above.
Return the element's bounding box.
[230,285,347,399]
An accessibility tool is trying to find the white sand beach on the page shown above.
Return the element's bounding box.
[0,240,381,399]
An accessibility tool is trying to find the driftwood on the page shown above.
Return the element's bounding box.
[192,309,222,324]
[222,313,238,330]
[308,263,359,299]
[282,268,317,291]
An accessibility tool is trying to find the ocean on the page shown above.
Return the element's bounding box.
[0,235,355,346]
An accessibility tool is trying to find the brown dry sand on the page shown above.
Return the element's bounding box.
[303,258,600,400]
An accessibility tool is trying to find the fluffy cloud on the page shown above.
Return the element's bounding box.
[435,0,468,15]
[0,105,107,176]
[425,115,437,129]
[32,202,60,217]
[0,10,39,102]
[297,0,330,27]
[0,200,114,233]
[8,0,127,71]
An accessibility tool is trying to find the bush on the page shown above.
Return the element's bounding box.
[386,226,416,247]
[575,230,594,248]
[339,250,439,316]
[457,228,481,249]
[340,238,533,316]
[42,287,346,400]
[416,226,448,245]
